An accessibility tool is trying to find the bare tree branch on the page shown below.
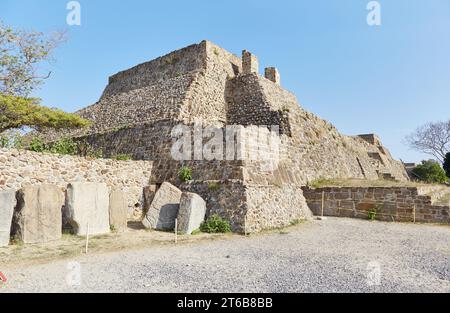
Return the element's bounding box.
[0,21,66,96]
[406,120,450,163]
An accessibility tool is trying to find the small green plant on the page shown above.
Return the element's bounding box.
[110,225,117,232]
[0,135,8,148]
[207,182,220,191]
[213,48,219,56]
[368,207,377,221]
[308,177,337,188]
[114,153,132,161]
[200,214,231,233]
[48,138,78,155]
[0,130,23,149]
[191,229,202,235]
[28,137,46,152]
[179,166,193,182]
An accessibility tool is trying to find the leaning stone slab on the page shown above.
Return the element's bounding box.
[109,189,128,232]
[0,191,16,247]
[12,185,64,244]
[65,182,110,236]
[142,182,182,231]
[143,185,157,213]
[178,192,207,234]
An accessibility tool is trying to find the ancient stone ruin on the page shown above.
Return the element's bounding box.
[38,40,411,232]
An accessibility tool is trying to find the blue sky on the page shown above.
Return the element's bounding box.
[1,0,449,162]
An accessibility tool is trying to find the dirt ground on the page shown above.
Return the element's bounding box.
[0,222,236,268]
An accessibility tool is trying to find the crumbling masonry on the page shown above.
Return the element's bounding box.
[43,40,409,232]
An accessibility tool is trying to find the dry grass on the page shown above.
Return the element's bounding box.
[307,178,439,188]
[0,223,235,268]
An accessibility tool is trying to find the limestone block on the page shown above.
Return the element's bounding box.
[109,189,128,232]
[0,191,16,247]
[142,182,181,230]
[178,192,207,234]
[12,185,64,244]
[143,185,157,214]
[65,182,110,236]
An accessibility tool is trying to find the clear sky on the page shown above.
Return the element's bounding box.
[1,0,449,163]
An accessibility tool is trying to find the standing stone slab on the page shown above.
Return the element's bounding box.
[65,182,110,236]
[12,185,64,244]
[0,191,16,247]
[109,189,128,232]
[178,192,207,234]
[142,182,181,231]
[143,185,157,214]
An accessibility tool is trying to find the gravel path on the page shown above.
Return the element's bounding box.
[1,218,449,293]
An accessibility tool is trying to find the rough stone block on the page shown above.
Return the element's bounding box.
[143,185,157,214]
[0,190,16,247]
[242,50,259,74]
[178,192,207,234]
[264,67,280,85]
[12,185,64,244]
[109,189,128,232]
[142,182,181,230]
[64,182,110,236]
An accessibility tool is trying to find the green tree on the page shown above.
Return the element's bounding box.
[412,160,448,184]
[0,21,89,138]
[0,21,66,96]
[443,153,450,180]
[0,93,89,133]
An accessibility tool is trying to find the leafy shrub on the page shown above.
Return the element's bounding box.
[0,130,23,149]
[412,160,448,184]
[114,154,132,161]
[48,138,77,155]
[368,207,377,221]
[444,153,450,180]
[200,214,231,233]
[28,137,46,152]
[179,166,193,182]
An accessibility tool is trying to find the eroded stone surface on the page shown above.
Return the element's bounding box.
[12,185,64,243]
[142,182,181,231]
[0,190,15,247]
[178,192,206,234]
[64,182,110,236]
[109,189,128,232]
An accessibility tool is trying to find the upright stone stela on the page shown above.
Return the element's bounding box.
[0,191,15,247]
[12,185,64,244]
[64,182,110,236]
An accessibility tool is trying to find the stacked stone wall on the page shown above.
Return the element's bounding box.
[302,186,450,224]
[0,148,152,217]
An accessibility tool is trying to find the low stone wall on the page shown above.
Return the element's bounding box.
[181,180,313,233]
[302,186,450,224]
[0,148,152,219]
